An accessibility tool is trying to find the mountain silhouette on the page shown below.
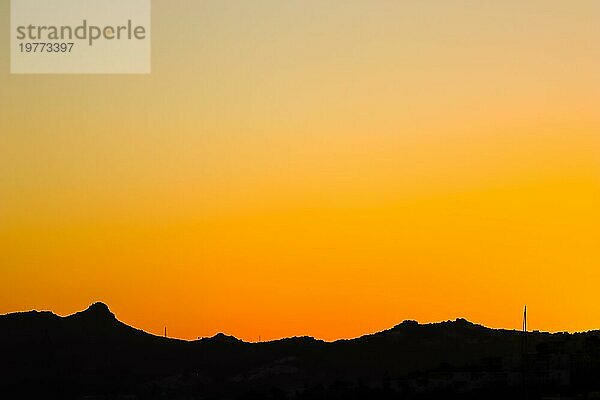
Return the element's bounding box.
[75,302,115,318]
[2,303,600,399]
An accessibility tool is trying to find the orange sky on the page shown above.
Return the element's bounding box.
[1,1,599,341]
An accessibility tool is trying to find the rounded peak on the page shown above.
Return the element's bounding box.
[88,302,110,311]
[88,301,109,310]
[455,317,470,323]
[393,320,420,329]
[453,318,474,326]
[210,332,241,343]
[82,302,115,318]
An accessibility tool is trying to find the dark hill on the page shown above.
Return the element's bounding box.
[1,303,600,399]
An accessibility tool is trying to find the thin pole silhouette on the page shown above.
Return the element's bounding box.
[522,305,529,399]
[521,305,528,353]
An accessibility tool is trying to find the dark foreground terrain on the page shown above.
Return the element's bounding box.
[2,303,600,399]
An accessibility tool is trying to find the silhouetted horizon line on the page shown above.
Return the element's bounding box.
[2,301,597,343]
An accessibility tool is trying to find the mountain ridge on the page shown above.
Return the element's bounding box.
[0,302,537,343]
[3,302,600,399]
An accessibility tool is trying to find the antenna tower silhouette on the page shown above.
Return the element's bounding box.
[521,305,528,354]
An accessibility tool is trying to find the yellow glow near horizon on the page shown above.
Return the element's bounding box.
[1,1,599,341]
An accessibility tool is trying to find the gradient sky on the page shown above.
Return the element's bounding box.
[1,1,599,341]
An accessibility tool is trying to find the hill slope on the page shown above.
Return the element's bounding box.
[1,303,599,399]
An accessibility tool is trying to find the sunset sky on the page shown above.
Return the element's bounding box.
[1,1,599,341]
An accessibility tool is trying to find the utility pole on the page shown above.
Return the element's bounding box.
[521,305,527,353]
[522,305,529,399]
